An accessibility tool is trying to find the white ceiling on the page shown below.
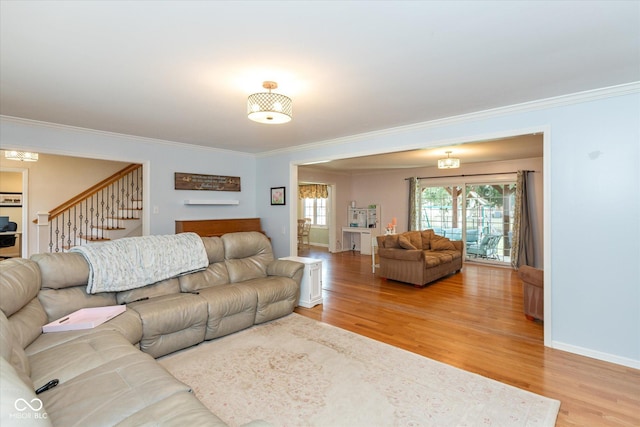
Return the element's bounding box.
[1,1,638,164]
[302,134,544,173]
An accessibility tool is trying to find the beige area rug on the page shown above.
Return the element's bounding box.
[159,314,560,427]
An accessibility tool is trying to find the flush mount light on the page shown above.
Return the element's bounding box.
[247,81,292,124]
[4,151,39,162]
[437,151,460,169]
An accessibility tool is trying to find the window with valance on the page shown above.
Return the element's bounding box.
[298,184,328,226]
[298,184,328,199]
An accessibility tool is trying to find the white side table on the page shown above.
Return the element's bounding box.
[280,256,322,308]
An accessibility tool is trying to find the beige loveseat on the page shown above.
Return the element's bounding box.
[376,229,463,287]
[1,231,303,426]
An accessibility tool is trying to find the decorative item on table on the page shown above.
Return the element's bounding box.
[385,217,397,235]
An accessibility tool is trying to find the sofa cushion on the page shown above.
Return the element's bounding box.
[398,235,417,250]
[201,236,226,264]
[424,250,454,264]
[0,258,41,317]
[179,262,230,292]
[38,286,117,323]
[27,329,142,391]
[38,352,191,427]
[198,284,257,340]
[421,229,435,249]
[223,232,274,283]
[0,310,32,386]
[222,231,273,261]
[129,294,208,358]
[31,252,89,290]
[8,298,48,352]
[242,277,300,324]
[25,309,143,355]
[225,257,268,283]
[116,278,181,305]
[423,255,441,268]
[430,235,456,251]
[404,231,423,249]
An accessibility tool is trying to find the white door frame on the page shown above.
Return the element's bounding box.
[0,166,28,257]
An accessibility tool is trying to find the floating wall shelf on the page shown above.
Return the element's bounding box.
[184,200,239,205]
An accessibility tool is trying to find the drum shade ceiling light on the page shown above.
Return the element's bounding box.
[437,151,460,169]
[247,81,292,124]
[4,151,39,162]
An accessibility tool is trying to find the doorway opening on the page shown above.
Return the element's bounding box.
[296,182,334,255]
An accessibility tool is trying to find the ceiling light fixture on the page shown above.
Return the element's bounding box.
[437,151,460,169]
[4,150,39,162]
[247,81,292,124]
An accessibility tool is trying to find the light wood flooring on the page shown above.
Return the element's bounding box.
[293,246,640,427]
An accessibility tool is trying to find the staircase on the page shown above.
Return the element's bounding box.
[35,164,143,253]
[83,198,143,243]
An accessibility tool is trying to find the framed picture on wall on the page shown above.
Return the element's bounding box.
[270,187,286,206]
[0,192,22,207]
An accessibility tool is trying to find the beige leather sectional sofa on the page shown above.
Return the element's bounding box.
[376,229,463,287]
[1,232,304,426]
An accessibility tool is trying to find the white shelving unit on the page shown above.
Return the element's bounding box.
[347,206,378,228]
[342,204,381,255]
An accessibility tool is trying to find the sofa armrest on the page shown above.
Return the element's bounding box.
[452,240,463,252]
[518,265,543,288]
[267,260,304,279]
[378,248,424,261]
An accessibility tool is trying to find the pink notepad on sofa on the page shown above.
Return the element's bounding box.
[42,305,126,333]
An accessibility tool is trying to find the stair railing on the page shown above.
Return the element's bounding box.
[34,163,143,253]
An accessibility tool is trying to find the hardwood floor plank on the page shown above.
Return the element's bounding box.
[294,247,640,427]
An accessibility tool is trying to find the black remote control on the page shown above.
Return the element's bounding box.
[35,379,59,394]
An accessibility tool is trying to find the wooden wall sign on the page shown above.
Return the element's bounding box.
[175,173,241,192]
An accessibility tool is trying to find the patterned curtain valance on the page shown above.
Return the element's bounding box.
[298,184,328,199]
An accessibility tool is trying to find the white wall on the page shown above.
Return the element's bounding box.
[257,86,640,368]
[0,117,258,254]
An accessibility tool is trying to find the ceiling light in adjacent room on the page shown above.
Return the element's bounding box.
[4,151,39,162]
[437,151,460,169]
[247,81,292,124]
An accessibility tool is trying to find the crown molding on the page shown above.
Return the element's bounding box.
[258,81,640,158]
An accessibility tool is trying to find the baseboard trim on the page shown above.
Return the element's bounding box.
[551,341,640,369]
[308,242,328,248]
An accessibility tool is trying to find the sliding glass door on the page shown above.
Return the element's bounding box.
[464,183,515,264]
[421,185,463,239]
[420,178,516,265]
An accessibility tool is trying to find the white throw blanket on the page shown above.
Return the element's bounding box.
[71,233,209,294]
